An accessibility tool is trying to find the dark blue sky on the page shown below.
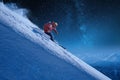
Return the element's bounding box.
[4,0,120,52]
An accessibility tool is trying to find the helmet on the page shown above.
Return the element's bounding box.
[52,21,58,27]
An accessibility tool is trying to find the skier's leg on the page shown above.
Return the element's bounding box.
[49,33,54,41]
[45,32,54,41]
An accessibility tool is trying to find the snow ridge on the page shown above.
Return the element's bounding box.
[0,3,111,80]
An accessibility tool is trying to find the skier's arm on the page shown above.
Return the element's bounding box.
[53,28,58,34]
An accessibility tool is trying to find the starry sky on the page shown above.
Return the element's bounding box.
[3,0,120,53]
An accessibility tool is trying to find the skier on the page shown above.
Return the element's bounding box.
[43,21,58,41]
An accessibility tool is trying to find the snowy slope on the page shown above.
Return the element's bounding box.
[0,3,111,80]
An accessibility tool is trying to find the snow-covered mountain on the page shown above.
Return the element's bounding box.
[94,52,120,68]
[104,52,120,63]
[0,3,111,80]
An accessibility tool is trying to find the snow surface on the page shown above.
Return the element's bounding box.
[0,3,111,80]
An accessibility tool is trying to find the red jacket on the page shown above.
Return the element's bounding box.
[44,23,57,33]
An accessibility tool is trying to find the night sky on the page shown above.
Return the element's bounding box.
[3,0,120,53]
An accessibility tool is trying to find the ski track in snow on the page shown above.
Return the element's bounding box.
[0,3,111,80]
